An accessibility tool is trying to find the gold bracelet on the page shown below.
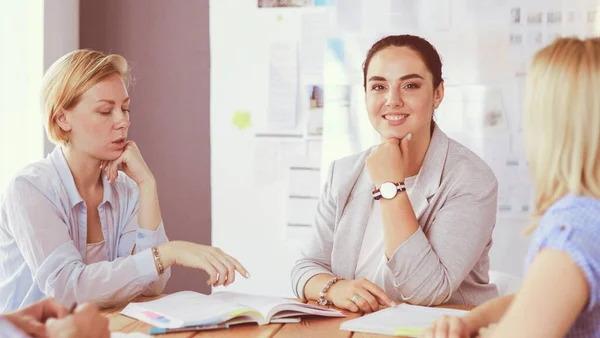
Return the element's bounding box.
[152,247,164,275]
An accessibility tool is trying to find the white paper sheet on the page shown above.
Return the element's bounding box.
[287,196,319,227]
[111,333,151,338]
[289,167,321,198]
[254,138,282,185]
[268,41,298,130]
[300,12,329,74]
[340,304,468,337]
[335,0,362,33]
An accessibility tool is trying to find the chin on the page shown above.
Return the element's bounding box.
[98,150,124,161]
[379,129,409,141]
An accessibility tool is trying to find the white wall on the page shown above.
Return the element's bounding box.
[0,1,45,192]
[0,0,79,193]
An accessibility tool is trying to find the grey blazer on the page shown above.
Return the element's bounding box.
[291,125,499,306]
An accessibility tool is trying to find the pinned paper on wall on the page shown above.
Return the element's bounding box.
[306,85,324,136]
[300,12,330,74]
[231,111,253,130]
[268,41,299,130]
[258,0,313,8]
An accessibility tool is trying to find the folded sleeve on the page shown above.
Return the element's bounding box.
[537,222,600,311]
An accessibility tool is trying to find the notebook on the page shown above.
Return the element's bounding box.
[121,290,345,329]
[340,303,469,337]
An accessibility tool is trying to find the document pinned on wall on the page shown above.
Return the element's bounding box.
[254,138,283,186]
[462,86,508,134]
[335,0,362,33]
[287,195,319,227]
[289,166,321,198]
[432,0,452,31]
[496,157,532,214]
[390,0,421,33]
[268,41,299,130]
[305,84,324,136]
[300,12,330,75]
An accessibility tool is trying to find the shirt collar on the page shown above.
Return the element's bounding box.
[50,146,116,209]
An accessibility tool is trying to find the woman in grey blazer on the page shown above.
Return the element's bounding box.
[291,35,499,313]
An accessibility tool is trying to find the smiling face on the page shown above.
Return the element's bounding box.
[56,74,131,161]
[365,46,443,141]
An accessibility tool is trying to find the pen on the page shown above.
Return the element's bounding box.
[67,302,77,315]
[148,323,230,335]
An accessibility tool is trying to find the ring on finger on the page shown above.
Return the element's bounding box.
[351,295,360,303]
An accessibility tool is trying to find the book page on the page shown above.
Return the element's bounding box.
[340,304,468,337]
[121,291,254,328]
[211,291,297,319]
[211,291,344,321]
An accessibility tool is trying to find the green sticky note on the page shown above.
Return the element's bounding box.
[393,327,424,337]
[231,111,252,130]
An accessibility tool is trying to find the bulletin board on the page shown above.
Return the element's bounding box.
[210,0,600,297]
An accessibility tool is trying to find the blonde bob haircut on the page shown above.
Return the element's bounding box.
[41,49,131,145]
[524,37,600,233]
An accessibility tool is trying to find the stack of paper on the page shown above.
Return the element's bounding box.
[340,304,469,337]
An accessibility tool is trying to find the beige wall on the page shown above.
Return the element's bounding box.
[79,0,211,294]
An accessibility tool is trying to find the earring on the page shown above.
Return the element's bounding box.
[65,134,69,145]
[433,103,439,108]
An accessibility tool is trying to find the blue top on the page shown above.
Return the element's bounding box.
[525,194,600,337]
[0,146,170,312]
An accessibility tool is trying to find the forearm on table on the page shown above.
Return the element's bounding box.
[137,179,162,231]
[464,294,514,334]
[380,193,419,258]
[304,273,337,301]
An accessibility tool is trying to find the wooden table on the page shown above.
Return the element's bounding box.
[103,296,472,338]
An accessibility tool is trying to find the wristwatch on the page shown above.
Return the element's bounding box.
[372,182,406,200]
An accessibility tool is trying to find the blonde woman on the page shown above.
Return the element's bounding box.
[0,49,249,312]
[423,37,600,338]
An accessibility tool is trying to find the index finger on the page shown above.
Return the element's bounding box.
[40,298,69,320]
[385,137,400,145]
[362,281,394,306]
[448,318,466,338]
[74,303,100,315]
[225,254,250,279]
[420,326,434,338]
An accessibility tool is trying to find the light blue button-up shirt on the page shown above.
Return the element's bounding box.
[0,317,27,337]
[525,194,600,338]
[0,146,170,312]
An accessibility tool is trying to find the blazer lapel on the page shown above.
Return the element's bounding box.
[331,164,374,280]
[411,123,450,218]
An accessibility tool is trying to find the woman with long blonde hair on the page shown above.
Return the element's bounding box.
[423,37,600,338]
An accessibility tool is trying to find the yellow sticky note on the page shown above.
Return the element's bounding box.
[230,309,251,317]
[393,327,424,337]
[231,111,252,130]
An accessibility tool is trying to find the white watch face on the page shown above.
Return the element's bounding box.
[380,182,397,199]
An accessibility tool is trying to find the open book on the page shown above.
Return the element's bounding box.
[340,304,469,337]
[121,291,345,329]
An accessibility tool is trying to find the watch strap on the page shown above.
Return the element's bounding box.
[372,182,406,200]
